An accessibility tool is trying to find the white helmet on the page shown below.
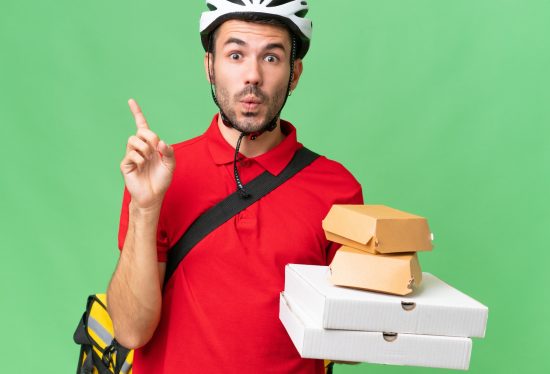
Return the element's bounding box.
[200,0,312,59]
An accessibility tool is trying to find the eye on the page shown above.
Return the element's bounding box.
[264,55,279,63]
[229,53,242,60]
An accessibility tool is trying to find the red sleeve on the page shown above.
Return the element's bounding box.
[326,184,364,264]
[117,188,171,262]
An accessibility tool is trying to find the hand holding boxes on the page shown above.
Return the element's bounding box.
[280,205,489,370]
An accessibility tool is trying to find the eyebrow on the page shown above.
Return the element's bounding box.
[265,42,286,52]
[223,38,287,53]
[224,37,246,47]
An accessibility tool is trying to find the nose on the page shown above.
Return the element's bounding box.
[243,57,262,86]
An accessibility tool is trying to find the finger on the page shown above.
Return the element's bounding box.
[158,140,176,172]
[121,150,146,174]
[127,150,147,173]
[127,135,155,160]
[136,128,160,150]
[128,98,149,130]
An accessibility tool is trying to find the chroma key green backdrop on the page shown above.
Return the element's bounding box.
[1,0,548,372]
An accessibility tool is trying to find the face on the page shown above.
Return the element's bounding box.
[205,19,303,133]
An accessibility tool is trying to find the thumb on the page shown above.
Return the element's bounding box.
[158,140,175,172]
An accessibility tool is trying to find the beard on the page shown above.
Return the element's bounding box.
[215,83,286,134]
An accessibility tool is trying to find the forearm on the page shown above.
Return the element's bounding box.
[107,202,164,349]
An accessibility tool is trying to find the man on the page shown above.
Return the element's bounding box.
[107,1,363,373]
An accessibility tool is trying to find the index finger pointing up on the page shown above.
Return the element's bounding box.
[128,98,149,130]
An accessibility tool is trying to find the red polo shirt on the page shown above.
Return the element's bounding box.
[118,115,363,373]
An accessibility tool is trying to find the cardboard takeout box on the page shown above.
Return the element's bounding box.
[283,264,488,338]
[279,292,473,370]
[330,246,422,295]
[322,205,433,254]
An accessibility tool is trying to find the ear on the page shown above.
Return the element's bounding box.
[290,58,303,91]
[204,52,215,84]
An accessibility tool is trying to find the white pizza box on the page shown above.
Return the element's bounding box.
[284,264,488,338]
[280,292,472,370]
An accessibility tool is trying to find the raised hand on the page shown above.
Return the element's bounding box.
[120,99,176,210]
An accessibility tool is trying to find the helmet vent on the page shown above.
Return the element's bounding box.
[207,4,218,11]
[295,9,308,18]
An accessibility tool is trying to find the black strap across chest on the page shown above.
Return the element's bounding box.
[164,147,319,285]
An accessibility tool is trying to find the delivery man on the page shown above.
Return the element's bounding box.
[107,1,363,372]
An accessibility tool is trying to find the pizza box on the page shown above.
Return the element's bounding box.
[280,292,473,370]
[284,264,488,338]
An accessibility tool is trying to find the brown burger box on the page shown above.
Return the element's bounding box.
[322,205,433,254]
[330,246,422,295]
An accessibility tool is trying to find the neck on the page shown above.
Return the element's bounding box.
[217,114,286,158]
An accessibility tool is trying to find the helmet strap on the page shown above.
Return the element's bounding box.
[207,32,297,198]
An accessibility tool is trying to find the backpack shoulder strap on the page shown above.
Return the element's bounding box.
[164,147,319,285]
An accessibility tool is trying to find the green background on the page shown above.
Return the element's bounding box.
[1,0,548,372]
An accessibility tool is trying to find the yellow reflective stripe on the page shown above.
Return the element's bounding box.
[83,294,134,373]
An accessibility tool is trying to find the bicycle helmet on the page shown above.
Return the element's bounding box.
[200,0,312,59]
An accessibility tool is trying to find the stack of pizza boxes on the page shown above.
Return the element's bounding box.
[280,205,489,370]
